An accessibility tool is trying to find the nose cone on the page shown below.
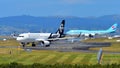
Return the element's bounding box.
[16,37,23,42]
[16,37,20,41]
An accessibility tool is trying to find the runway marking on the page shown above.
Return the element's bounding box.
[40,54,56,63]
[56,54,71,63]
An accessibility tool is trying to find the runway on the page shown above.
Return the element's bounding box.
[0,39,119,54]
[22,40,120,54]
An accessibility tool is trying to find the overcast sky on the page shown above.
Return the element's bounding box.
[0,0,120,17]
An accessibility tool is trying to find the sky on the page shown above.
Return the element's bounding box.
[0,0,120,17]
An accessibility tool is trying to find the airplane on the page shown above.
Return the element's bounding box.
[16,20,65,47]
[66,23,118,37]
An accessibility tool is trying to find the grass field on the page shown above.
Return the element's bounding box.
[0,48,120,65]
[0,37,120,65]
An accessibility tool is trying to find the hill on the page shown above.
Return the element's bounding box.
[0,15,120,35]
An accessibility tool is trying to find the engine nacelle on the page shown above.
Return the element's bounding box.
[42,41,50,47]
[84,34,95,37]
[83,34,89,36]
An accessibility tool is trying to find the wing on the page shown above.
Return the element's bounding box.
[48,37,76,41]
[35,39,46,42]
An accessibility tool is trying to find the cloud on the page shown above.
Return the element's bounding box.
[62,0,93,4]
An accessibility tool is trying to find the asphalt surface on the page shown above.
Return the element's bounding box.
[0,40,120,54]
[22,40,120,54]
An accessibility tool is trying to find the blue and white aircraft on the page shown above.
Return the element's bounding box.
[66,23,118,37]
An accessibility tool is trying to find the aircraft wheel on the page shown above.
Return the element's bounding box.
[21,42,25,48]
[32,42,36,47]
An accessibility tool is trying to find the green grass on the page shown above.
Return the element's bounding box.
[0,48,120,65]
[0,37,120,65]
[0,39,19,46]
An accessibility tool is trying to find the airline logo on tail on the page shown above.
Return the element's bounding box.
[112,26,115,29]
[56,20,65,38]
[112,25,116,30]
[108,23,117,32]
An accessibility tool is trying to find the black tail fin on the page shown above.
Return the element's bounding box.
[56,20,65,38]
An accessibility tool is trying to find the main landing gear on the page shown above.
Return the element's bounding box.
[32,42,36,47]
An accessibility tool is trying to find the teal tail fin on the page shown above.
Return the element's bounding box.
[107,23,118,32]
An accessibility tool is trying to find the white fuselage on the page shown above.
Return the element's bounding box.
[16,33,51,42]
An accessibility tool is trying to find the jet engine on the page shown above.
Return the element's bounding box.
[41,41,50,47]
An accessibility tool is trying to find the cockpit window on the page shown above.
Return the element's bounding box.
[19,36,24,37]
